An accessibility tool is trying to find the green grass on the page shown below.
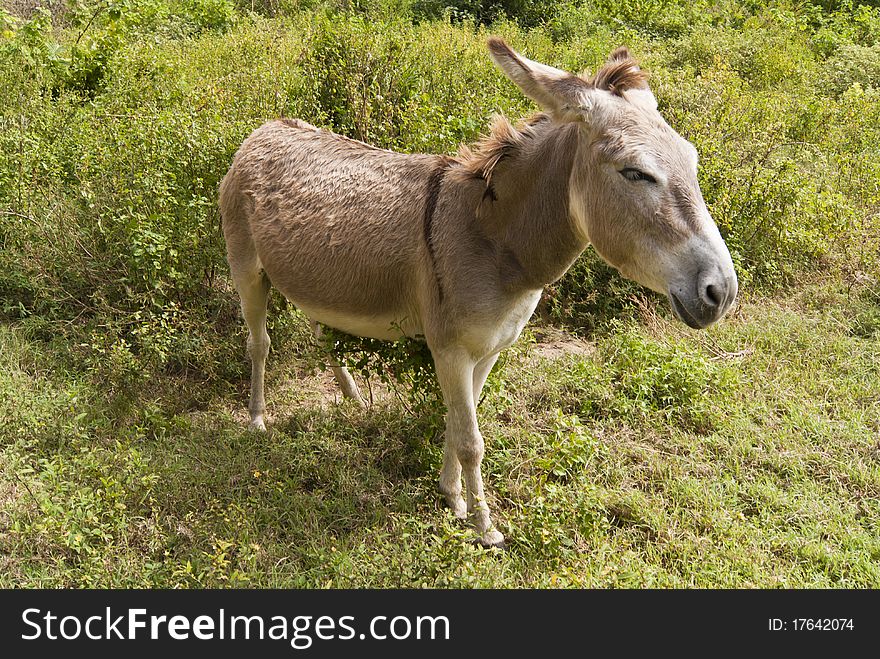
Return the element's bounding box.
[2,281,878,588]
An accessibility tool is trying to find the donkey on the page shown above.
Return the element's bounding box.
[219,38,738,547]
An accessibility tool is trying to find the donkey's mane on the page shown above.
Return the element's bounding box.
[452,113,549,187]
[588,47,649,96]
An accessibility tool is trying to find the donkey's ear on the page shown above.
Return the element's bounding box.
[487,38,592,122]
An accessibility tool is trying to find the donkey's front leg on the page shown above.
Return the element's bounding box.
[434,348,505,547]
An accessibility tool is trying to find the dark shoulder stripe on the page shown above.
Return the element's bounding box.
[423,163,448,303]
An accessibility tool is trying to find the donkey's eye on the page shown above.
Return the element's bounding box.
[620,167,657,183]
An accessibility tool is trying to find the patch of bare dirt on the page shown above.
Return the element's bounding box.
[281,364,395,410]
[223,327,595,423]
[288,368,345,408]
[528,326,594,360]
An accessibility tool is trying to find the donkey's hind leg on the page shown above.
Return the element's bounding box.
[231,266,272,431]
[310,321,366,406]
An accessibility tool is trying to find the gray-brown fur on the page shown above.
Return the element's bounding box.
[222,114,583,343]
[223,118,442,323]
[220,40,737,547]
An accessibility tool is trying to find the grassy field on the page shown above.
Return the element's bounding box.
[1,0,879,587]
[2,280,878,587]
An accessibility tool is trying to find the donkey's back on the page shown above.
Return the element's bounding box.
[220,118,445,340]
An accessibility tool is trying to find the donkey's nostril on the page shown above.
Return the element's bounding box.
[704,283,722,308]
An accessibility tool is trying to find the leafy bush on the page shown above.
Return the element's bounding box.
[411,0,561,28]
[1,1,879,393]
[0,14,310,384]
[546,251,644,333]
[317,326,443,412]
[599,326,737,431]
[653,20,879,286]
[821,43,880,94]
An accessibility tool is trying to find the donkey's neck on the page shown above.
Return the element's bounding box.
[481,120,587,291]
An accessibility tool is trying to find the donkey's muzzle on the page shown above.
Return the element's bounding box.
[668,269,738,329]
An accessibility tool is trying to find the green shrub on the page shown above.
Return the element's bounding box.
[654,27,877,285]
[316,326,444,412]
[1,2,879,394]
[599,326,738,430]
[821,43,880,94]
[546,251,644,333]
[411,0,561,28]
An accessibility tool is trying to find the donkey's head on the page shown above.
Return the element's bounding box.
[488,38,737,329]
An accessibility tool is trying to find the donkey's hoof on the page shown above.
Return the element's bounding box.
[248,415,267,432]
[476,528,505,549]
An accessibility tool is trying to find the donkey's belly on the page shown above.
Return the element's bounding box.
[294,301,423,342]
[256,239,423,341]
